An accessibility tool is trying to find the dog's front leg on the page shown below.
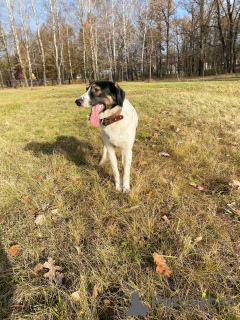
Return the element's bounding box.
[107,145,121,191]
[99,144,107,165]
[122,149,132,193]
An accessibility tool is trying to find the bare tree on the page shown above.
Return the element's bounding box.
[31,0,47,86]
[17,0,33,87]
[6,0,29,87]
[64,0,74,84]
[49,0,61,84]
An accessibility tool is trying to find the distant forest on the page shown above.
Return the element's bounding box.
[0,0,239,87]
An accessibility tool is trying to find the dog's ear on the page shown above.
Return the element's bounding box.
[114,82,125,107]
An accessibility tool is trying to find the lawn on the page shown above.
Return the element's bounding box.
[1,78,240,319]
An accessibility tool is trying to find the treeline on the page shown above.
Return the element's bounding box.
[0,0,239,87]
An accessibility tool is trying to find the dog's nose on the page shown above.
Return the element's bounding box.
[75,98,83,107]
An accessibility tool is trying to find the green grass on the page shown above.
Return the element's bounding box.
[1,79,240,319]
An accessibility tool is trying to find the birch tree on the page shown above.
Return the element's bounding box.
[49,0,61,84]
[17,0,33,87]
[6,0,29,87]
[31,0,46,86]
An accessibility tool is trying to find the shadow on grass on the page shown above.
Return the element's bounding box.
[24,135,94,166]
[0,237,14,319]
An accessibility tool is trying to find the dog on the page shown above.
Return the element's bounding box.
[75,81,138,193]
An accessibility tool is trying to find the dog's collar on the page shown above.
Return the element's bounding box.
[101,108,124,126]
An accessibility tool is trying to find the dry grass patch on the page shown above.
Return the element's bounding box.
[0,80,240,319]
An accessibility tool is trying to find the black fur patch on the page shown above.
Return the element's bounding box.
[87,81,125,109]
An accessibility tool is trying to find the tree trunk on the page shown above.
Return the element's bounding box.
[0,25,14,79]
[122,0,128,80]
[18,0,33,88]
[49,0,61,85]
[64,0,74,84]
[6,0,29,87]
[31,0,47,86]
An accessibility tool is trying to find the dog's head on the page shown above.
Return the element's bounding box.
[75,81,125,110]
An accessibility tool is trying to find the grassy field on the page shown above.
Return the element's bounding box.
[0,79,240,320]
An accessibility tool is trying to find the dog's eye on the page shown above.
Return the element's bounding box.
[94,87,99,93]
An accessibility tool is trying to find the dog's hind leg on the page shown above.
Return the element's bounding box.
[99,145,107,165]
[122,149,132,193]
[107,145,121,191]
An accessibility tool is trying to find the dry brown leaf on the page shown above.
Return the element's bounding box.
[154,133,160,137]
[22,196,32,203]
[138,161,147,167]
[11,305,26,309]
[71,291,81,301]
[93,284,98,298]
[35,175,42,180]
[198,185,209,191]
[153,252,172,278]
[31,263,43,277]
[58,167,65,172]
[103,299,111,307]
[29,209,43,214]
[42,257,62,282]
[74,180,82,185]
[189,182,197,188]
[8,244,21,256]
[152,145,156,148]
[147,191,153,197]
[162,215,170,225]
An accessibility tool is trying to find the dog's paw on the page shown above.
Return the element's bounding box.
[123,187,131,194]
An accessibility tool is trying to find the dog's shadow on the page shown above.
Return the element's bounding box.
[24,135,111,179]
[24,135,94,166]
[0,238,14,319]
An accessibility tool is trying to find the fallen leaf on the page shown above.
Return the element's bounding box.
[229,180,240,188]
[154,133,160,138]
[138,161,147,167]
[22,196,32,203]
[147,191,153,197]
[227,202,240,216]
[158,152,170,157]
[195,236,203,243]
[58,167,65,172]
[31,263,43,277]
[35,214,46,226]
[145,136,153,141]
[93,284,98,298]
[11,305,26,309]
[8,244,21,257]
[103,299,111,306]
[55,271,65,285]
[152,145,156,148]
[153,252,172,277]
[198,185,209,191]
[42,257,62,282]
[162,215,170,225]
[29,209,44,214]
[71,291,81,301]
[35,175,42,180]
[189,182,197,188]
[74,180,82,185]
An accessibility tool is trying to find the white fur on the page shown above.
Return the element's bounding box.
[78,92,138,192]
[99,99,138,193]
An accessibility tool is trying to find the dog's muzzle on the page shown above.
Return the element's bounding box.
[75,98,83,107]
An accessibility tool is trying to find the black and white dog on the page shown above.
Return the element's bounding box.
[75,81,138,193]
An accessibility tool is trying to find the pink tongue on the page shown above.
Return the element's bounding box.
[90,104,105,127]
